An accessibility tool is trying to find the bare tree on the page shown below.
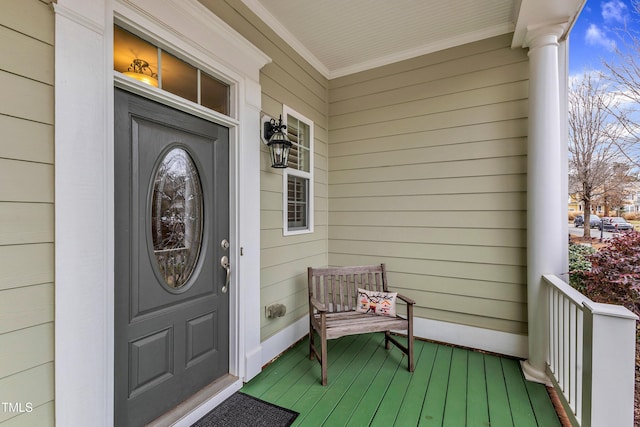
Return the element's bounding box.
[569,72,626,238]
[592,162,636,216]
[603,0,640,167]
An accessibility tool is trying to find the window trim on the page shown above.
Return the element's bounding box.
[282,105,314,236]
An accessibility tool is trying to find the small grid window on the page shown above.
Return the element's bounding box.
[283,106,313,235]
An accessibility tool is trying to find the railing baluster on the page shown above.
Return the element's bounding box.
[550,288,555,374]
[560,293,564,391]
[569,302,576,412]
[576,307,583,423]
[564,295,570,393]
[553,291,560,376]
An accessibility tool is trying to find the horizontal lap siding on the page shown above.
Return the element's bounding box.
[327,34,529,335]
[202,0,329,340]
[0,1,55,426]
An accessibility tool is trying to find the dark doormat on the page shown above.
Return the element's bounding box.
[190,392,299,427]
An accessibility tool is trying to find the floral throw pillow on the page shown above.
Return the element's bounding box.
[356,288,397,317]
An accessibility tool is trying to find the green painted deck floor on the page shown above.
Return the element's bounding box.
[241,334,561,426]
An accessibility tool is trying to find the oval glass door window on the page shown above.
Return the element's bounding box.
[151,147,203,289]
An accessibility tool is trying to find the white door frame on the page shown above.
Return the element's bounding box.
[54,1,270,425]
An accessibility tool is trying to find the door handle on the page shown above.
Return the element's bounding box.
[220,255,230,293]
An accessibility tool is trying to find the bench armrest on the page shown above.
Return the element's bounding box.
[397,293,415,305]
[310,297,327,313]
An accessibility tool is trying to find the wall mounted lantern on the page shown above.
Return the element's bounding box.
[262,115,292,168]
[123,58,159,87]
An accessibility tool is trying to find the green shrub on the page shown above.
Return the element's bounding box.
[569,243,595,292]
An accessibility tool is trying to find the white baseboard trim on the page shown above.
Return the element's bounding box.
[260,316,309,366]
[414,317,528,358]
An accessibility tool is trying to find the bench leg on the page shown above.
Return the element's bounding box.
[384,331,391,350]
[321,331,328,386]
[309,325,315,360]
[408,309,414,372]
[407,334,414,372]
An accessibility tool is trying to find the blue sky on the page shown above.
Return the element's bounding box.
[569,0,639,75]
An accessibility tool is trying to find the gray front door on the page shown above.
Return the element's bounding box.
[114,89,230,426]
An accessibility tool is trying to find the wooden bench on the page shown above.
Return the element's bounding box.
[307,264,415,385]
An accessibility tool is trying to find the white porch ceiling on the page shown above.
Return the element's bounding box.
[241,0,520,78]
[239,0,587,79]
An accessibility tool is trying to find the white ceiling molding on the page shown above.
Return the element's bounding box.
[239,0,518,79]
[330,22,515,79]
[237,0,585,79]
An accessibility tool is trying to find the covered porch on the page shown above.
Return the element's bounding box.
[42,0,637,426]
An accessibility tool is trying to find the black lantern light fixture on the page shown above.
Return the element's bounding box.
[262,115,292,168]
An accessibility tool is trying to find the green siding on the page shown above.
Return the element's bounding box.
[327,34,529,335]
[196,4,530,343]
[200,0,330,341]
[0,1,55,426]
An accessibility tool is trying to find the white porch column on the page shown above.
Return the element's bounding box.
[522,23,568,382]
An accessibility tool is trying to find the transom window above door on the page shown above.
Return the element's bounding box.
[113,25,230,116]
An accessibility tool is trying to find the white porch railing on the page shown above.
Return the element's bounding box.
[544,274,638,427]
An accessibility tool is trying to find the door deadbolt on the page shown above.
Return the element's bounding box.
[221,239,230,250]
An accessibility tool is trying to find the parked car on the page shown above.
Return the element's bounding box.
[598,217,634,232]
[574,214,601,228]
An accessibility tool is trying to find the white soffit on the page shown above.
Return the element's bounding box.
[240,0,518,79]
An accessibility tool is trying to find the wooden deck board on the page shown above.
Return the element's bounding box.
[397,340,438,425]
[343,345,404,426]
[287,334,375,417]
[419,345,453,426]
[485,354,515,427]
[442,347,469,426]
[369,342,425,426]
[299,334,384,425]
[322,343,391,425]
[240,339,307,396]
[242,334,561,426]
[525,379,563,427]
[251,349,315,401]
[266,338,349,407]
[466,350,490,427]
[502,358,538,427]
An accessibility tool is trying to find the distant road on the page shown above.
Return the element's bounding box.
[568,224,617,240]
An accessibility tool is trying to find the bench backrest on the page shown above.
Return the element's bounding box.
[307,264,389,313]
